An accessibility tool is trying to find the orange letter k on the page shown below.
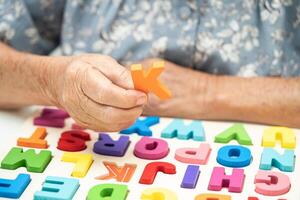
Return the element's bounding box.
[131,61,171,100]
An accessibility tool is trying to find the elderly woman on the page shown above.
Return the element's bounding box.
[0,0,299,131]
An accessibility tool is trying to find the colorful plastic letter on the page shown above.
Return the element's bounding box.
[161,119,205,141]
[139,162,176,184]
[120,116,160,136]
[17,127,48,149]
[71,123,85,130]
[262,126,296,149]
[134,137,169,160]
[34,176,79,200]
[175,143,211,164]
[194,193,231,200]
[93,133,130,156]
[217,145,252,168]
[141,188,178,200]
[181,165,200,189]
[0,174,31,199]
[87,184,128,200]
[96,161,137,182]
[61,152,93,178]
[1,147,52,173]
[33,108,69,128]
[214,123,252,145]
[57,130,91,152]
[208,167,245,193]
[131,61,171,99]
[254,170,291,196]
[259,148,295,172]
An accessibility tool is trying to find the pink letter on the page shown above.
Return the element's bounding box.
[208,167,245,193]
[175,143,211,164]
[134,137,169,160]
[254,170,291,196]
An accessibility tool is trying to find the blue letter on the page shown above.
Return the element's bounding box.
[34,176,79,200]
[0,173,31,199]
[161,119,205,141]
[260,148,295,172]
[217,145,252,167]
[120,116,159,136]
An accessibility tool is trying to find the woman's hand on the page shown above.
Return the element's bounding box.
[0,42,147,132]
[139,58,216,119]
[138,58,300,128]
[2,39,299,129]
[46,54,147,131]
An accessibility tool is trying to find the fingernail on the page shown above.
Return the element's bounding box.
[136,95,147,105]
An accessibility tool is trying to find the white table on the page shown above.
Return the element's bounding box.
[0,107,39,137]
[0,107,299,200]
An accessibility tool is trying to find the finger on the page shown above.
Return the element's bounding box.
[80,55,135,89]
[82,66,147,108]
[100,105,143,124]
[73,114,136,132]
[70,96,139,132]
[78,92,143,124]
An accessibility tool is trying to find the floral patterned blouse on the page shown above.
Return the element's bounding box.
[1,0,300,77]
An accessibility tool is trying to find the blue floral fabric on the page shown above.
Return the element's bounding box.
[1,0,300,77]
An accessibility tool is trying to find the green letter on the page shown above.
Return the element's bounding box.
[214,123,252,145]
[1,147,52,172]
[87,184,128,200]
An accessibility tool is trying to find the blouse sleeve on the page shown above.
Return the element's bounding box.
[0,0,66,55]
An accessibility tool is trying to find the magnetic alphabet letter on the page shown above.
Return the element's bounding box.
[131,61,171,99]
[139,162,176,185]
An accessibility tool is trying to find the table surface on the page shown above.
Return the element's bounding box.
[0,107,37,136]
[0,107,299,200]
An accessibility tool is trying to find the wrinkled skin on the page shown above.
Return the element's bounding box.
[139,58,214,119]
[1,42,300,130]
[48,55,148,131]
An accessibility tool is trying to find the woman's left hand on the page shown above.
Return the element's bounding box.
[139,59,216,119]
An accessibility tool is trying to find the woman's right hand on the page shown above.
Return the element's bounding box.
[45,54,147,131]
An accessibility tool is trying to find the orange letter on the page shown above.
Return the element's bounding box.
[95,161,136,182]
[131,61,171,100]
[17,127,48,149]
[195,193,231,200]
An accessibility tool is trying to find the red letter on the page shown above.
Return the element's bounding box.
[57,130,90,152]
[139,162,176,184]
